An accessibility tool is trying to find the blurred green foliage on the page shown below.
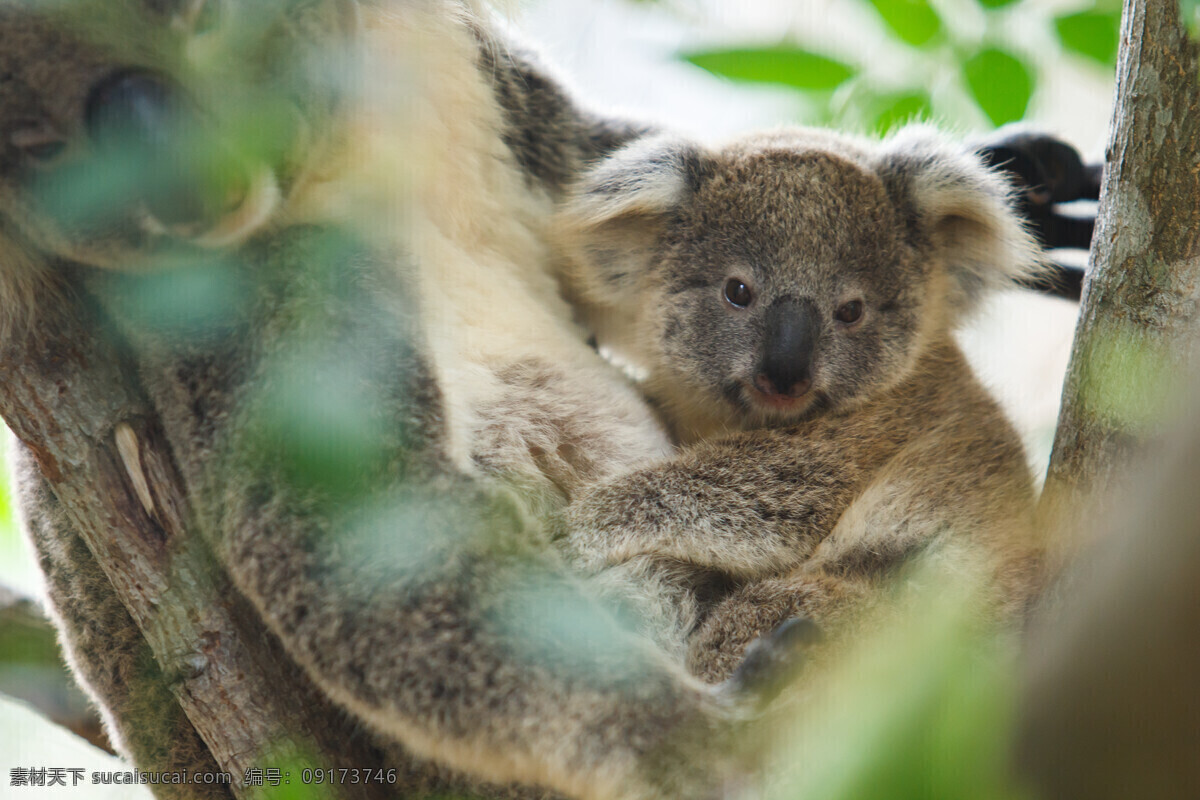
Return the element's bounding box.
[1186,0,1200,40]
[868,0,943,47]
[964,47,1033,127]
[0,435,40,597]
[683,46,857,91]
[765,562,1033,800]
[1055,7,1123,66]
[676,0,1123,133]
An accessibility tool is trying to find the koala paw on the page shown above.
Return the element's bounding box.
[718,617,823,709]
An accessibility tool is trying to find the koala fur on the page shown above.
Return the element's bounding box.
[0,2,743,799]
[556,126,1046,681]
[1,1,1070,795]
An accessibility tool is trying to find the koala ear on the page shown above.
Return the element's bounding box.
[555,134,704,306]
[874,126,1045,316]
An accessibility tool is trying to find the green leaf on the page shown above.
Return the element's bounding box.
[871,91,933,133]
[867,0,942,48]
[976,0,1021,9]
[963,47,1034,126]
[1185,0,1200,41]
[682,46,856,91]
[1055,9,1122,66]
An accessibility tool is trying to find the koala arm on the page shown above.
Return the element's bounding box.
[209,473,741,800]
[92,229,746,800]
[565,426,876,582]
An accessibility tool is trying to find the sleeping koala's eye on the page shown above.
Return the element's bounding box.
[10,125,69,167]
[834,300,864,325]
[723,278,753,309]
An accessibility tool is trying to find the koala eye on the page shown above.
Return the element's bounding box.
[834,300,864,325]
[10,125,69,167]
[723,278,753,309]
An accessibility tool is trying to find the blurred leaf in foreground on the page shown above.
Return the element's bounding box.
[683,45,856,91]
[766,559,1032,800]
[963,47,1034,126]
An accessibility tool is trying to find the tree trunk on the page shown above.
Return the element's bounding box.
[1041,0,1200,539]
[1018,2,1200,797]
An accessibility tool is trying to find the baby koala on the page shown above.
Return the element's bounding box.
[556,126,1045,682]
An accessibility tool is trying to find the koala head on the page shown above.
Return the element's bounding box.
[0,0,358,275]
[558,126,1040,436]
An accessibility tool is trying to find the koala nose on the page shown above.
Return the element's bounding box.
[756,297,820,398]
[85,71,246,228]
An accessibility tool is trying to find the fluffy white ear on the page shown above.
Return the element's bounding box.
[874,125,1045,318]
[555,134,703,306]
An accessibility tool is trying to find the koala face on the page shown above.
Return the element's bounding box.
[0,0,357,269]
[560,127,1040,431]
[649,146,930,424]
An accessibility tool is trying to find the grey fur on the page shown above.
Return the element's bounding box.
[0,2,745,799]
[1,1,1065,794]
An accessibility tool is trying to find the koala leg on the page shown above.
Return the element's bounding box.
[689,425,1038,684]
[211,472,743,800]
[13,447,231,800]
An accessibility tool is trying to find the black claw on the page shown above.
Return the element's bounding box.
[1015,262,1085,302]
[979,131,1097,207]
[977,130,1103,302]
[720,617,822,708]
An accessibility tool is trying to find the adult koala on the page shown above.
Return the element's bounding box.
[0,2,728,799]
[0,0,1094,798]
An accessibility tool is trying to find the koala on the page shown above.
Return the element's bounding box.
[0,0,1088,796]
[0,2,753,799]
[556,126,1046,682]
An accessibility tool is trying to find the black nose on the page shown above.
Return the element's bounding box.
[755,297,819,398]
[85,71,245,227]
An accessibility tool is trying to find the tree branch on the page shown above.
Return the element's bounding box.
[0,289,396,799]
[1041,0,1200,533]
[1021,1,1200,794]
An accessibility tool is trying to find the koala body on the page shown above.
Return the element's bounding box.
[0,3,741,799]
[1,1,1073,796]
[558,127,1045,681]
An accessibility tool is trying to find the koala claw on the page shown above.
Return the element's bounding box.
[718,616,823,709]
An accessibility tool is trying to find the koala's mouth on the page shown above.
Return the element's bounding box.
[140,163,281,248]
[739,381,823,420]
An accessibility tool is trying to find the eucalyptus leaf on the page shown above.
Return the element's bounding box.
[1055,9,1122,66]
[872,91,933,133]
[682,46,856,91]
[867,0,942,48]
[963,47,1034,126]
